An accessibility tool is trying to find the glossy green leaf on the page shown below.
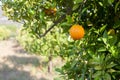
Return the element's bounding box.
[108,0,114,5]
[109,35,117,46]
[73,4,80,11]
[98,47,106,52]
[74,0,83,4]
[103,30,108,38]
[99,25,107,33]
[115,1,120,13]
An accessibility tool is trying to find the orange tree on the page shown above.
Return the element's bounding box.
[2,0,120,79]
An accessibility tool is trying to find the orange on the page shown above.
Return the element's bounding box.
[69,24,85,40]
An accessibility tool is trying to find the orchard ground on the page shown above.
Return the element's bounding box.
[0,38,63,80]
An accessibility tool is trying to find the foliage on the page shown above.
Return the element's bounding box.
[2,0,120,79]
[0,26,11,40]
[57,28,120,80]
[17,22,68,57]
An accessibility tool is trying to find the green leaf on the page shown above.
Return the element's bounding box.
[102,38,107,45]
[95,66,102,70]
[73,4,80,11]
[102,31,110,47]
[71,60,77,69]
[106,62,117,69]
[113,20,120,29]
[109,46,116,53]
[114,66,120,70]
[74,0,83,4]
[103,0,109,6]
[108,0,114,5]
[81,7,88,14]
[66,15,73,24]
[98,47,106,52]
[98,2,103,6]
[99,25,107,33]
[60,22,71,27]
[55,68,64,74]
[118,42,120,47]
[109,35,117,46]
[97,37,102,41]
[103,30,108,38]
[104,73,111,80]
[79,68,86,80]
[79,76,84,80]
[29,9,35,15]
[115,1,120,13]
[93,71,102,78]
[90,57,101,65]
[109,46,119,58]
[107,69,116,73]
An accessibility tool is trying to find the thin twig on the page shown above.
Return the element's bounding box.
[39,14,66,38]
[38,3,73,38]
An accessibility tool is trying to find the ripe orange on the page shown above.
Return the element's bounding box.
[69,24,85,40]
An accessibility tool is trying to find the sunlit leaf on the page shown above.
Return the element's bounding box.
[73,4,80,11]
[108,0,114,5]
[106,62,117,69]
[74,0,83,4]
[99,25,107,33]
[98,47,106,52]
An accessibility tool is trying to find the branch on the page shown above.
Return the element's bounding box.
[38,4,73,38]
[39,14,66,38]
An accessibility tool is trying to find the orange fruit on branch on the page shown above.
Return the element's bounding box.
[69,24,85,40]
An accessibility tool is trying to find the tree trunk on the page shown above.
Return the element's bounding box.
[48,55,53,73]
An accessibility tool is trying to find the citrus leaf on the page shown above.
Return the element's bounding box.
[113,20,120,29]
[99,25,107,33]
[103,30,108,38]
[60,22,71,27]
[107,69,116,73]
[81,7,88,14]
[104,73,111,80]
[106,63,117,69]
[98,2,103,6]
[115,1,120,13]
[98,47,106,52]
[74,0,83,4]
[55,68,64,74]
[109,35,117,46]
[108,0,114,5]
[73,4,80,11]
[93,71,102,78]
[95,66,102,70]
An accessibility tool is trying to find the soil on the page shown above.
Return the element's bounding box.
[0,38,59,80]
